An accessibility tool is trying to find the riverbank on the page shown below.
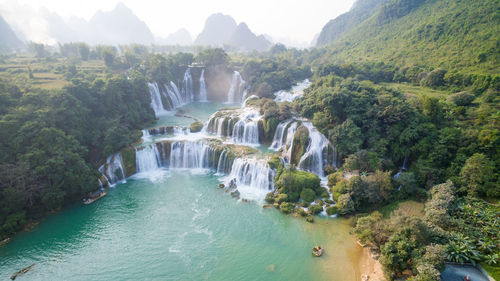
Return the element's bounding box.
[358,245,385,281]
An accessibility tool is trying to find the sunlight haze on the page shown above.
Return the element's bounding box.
[0,0,355,45]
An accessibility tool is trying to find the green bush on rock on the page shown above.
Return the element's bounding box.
[308,204,323,215]
[279,202,294,214]
[300,188,315,203]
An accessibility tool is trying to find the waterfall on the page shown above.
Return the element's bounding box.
[297,122,332,177]
[136,145,162,172]
[205,108,261,145]
[169,141,217,169]
[270,120,297,150]
[199,69,207,102]
[227,71,246,103]
[99,153,126,185]
[148,82,169,117]
[142,129,152,143]
[274,79,311,103]
[225,158,275,200]
[231,118,259,145]
[166,82,184,108]
[216,150,228,175]
[181,68,193,103]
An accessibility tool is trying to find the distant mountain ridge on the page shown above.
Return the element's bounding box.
[0,15,23,52]
[316,0,388,46]
[194,13,237,46]
[157,29,193,45]
[194,13,271,52]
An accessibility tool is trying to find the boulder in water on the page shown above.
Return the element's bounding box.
[230,189,240,198]
[306,215,314,223]
[190,121,203,133]
[11,264,35,280]
[217,183,225,189]
[266,264,276,272]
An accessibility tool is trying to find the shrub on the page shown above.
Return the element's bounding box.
[326,206,338,216]
[308,204,323,215]
[279,202,294,214]
[420,69,447,88]
[297,208,308,217]
[337,193,355,215]
[448,91,475,106]
[276,193,288,203]
[300,188,315,203]
[265,192,275,203]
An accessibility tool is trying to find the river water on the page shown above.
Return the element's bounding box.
[0,102,363,281]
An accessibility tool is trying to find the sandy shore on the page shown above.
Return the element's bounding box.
[358,245,385,281]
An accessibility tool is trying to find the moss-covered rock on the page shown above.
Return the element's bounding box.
[297,207,308,217]
[291,125,309,165]
[279,202,294,214]
[120,147,136,177]
[258,117,279,145]
[189,121,203,133]
[326,206,338,216]
[265,192,275,203]
[308,204,323,215]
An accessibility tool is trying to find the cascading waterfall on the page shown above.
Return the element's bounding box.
[199,69,207,102]
[136,145,162,172]
[165,83,184,108]
[297,122,333,177]
[270,120,334,177]
[274,79,311,103]
[169,141,217,170]
[225,158,275,199]
[216,150,229,175]
[227,71,246,103]
[148,82,169,117]
[270,120,297,151]
[181,68,193,103]
[99,153,126,185]
[205,108,261,145]
[142,129,152,143]
[231,118,259,145]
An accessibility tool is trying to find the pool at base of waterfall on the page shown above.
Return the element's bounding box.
[0,171,363,281]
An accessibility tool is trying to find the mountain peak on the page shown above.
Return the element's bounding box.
[194,13,237,46]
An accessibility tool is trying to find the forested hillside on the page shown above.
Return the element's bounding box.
[315,0,500,75]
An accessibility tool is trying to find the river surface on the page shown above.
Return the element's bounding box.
[0,102,363,281]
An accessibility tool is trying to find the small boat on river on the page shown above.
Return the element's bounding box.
[82,189,106,205]
[312,246,323,257]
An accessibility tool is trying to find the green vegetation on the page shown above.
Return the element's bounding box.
[296,50,498,277]
[315,0,500,75]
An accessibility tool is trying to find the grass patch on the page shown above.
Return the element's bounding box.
[480,263,500,280]
[378,200,425,218]
[381,82,451,99]
[379,201,399,218]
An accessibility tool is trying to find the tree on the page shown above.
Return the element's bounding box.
[102,48,115,67]
[195,48,229,67]
[78,43,90,61]
[330,119,362,159]
[459,153,495,197]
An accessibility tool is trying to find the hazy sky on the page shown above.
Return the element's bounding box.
[0,0,355,44]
